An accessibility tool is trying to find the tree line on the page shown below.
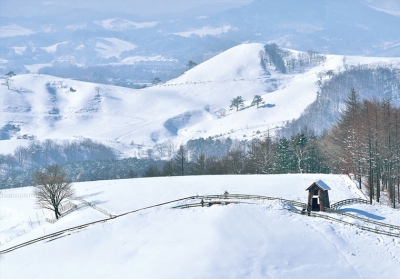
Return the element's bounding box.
[0,138,116,187]
[143,130,329,178]
[142,89,399,208]
[320,89,400,208]
[280,64,400,137]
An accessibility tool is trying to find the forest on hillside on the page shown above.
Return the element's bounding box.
[2,89,399,208]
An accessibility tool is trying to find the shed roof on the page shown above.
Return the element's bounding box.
[306,180,331,191]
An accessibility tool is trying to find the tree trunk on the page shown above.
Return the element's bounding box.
[55,206,60,219]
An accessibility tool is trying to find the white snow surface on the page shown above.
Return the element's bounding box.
[172,25,233,37]
[41,41,69,53]
[95,38,137,58]
[0,24,35,37]
[95,18,159,31]
[1,174,399,279]
[2,43,400,155]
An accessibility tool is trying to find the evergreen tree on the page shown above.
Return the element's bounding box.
[251,95,264,108]
[230,96,245,111]
[186,60,197,69]
[274,138,296,173]
[173,145,190,176]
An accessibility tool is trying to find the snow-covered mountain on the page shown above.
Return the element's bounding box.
[2,43,400,155]
[1,0,400,85]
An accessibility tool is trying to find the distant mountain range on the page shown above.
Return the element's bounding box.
[1,0,400,86]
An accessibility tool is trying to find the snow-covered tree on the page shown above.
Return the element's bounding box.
[230,96,245,111]
[251,95,264,108]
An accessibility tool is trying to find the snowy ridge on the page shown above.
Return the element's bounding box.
[2,43,400,155]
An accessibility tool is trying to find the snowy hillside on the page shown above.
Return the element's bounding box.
[1,174,399,279]
[2,43,400,155]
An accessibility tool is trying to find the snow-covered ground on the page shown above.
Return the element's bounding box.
[1,174,399,279]
[2,43,400,155]
[95,38,137,58]
[172,25,233,37]
[95,19,159,31]
[0,24,35,37]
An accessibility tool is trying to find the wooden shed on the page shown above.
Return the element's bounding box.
[306,180,331,212]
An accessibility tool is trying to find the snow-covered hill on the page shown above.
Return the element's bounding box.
[2,43,400,155]
[1,174,399,279]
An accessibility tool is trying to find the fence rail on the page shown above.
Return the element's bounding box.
[330,198,370,210]
[1,194,398,255]
[178,195,399,238]
[196,194,307,209]
[0,196,192,254]
[73,198,115,218]
[325,208,400,231]
[44,202,78,224]
[299,210,400,238]
[0,193,37,199]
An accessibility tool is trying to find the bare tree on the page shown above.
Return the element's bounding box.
[2,76,13,90]
[95,86,101,96]
[33,165,75,219]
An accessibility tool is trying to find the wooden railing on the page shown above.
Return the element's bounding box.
[325,208,400,231]
[1,194,398,255]
[0,196,191,254]
[299,210,399,238]
[73,198,115,218]
[177,195,399,239]
[330,198,370,210]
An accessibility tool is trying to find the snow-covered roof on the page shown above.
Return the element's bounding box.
[306,180,331,191]
[316,180,331,190]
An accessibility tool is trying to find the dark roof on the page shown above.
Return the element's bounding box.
[306,180,331,191]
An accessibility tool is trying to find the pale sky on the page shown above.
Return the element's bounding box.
[0,0,254,17]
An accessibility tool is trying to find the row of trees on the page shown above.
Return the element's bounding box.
[230,95,264,111]
[260,44,326,74]
[140,89,399,208]
[0,138,116,182]
[144,130,328,178]
[280,64,400,137]
[321,89,400,207]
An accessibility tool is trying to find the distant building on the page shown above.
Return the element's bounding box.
[306,180,331,211]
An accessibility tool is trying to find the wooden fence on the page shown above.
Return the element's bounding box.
[1,194,398,255]
[330,198,370,210]
[0,193,36,198]
[325,208,400,231]
[0,196,191,254]
[73,198,115,218]
[44,202,78,224]
[178,194,400,238]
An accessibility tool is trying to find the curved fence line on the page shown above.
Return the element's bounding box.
[294,209,399,238]
[178,194,400,238]
[325,208,400,231]
[330,198,370,210]
[1,194,398,254]
[0,196,192,255]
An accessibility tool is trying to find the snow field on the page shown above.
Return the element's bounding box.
[1,174,399,279]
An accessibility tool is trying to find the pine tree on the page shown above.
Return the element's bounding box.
[230,96,245,111]
[251,95,264,108]
[173,145,189,176]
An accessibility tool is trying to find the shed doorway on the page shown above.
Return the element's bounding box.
[312,197,320,211]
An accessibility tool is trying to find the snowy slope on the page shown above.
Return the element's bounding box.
[1,174,399,279]
[2,43,400,155]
